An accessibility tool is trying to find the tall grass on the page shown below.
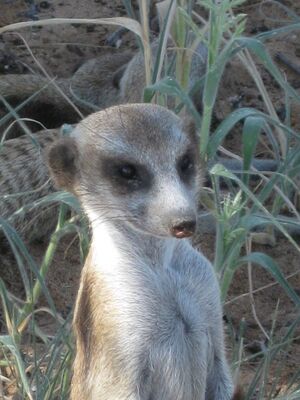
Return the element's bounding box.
[0,0,299,398]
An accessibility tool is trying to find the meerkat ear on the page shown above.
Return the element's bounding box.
[47,137,80,192]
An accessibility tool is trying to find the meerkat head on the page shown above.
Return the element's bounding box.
[47,104,203,239]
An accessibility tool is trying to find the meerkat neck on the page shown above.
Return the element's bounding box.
[90,219,177,273]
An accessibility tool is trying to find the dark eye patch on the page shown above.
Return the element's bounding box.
[177,150,196,182]
[100,156,153,193]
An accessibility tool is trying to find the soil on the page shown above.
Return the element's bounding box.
[0,0,299,398]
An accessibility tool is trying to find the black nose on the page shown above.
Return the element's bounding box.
[170,220,196,239]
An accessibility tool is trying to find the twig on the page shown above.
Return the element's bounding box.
[225,269,300,306]
[11,32,84,119]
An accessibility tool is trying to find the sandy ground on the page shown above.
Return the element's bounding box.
[0,0,300,397]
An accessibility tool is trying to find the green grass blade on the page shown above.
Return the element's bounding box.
[237,37,300,103]
[0,335,33,399]
[239,252,300,307]
[242,116,264,186]
[144,76,202,125]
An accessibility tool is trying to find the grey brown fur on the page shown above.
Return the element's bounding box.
[47,103,234,400]
[0,129,59,244]
[0,51,133,137]
[119,40,207,111]
[0,41,207,138]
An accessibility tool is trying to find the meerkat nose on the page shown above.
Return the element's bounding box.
[171,220,196,239]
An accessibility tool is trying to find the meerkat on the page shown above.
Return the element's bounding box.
[47,103,235,400]
[0,128,60,245]
[0,39,207,138]
[0,51,133,138]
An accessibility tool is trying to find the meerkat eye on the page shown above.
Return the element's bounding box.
[118,164,138,180]
[179,154,194,174]
[102,158,152,192]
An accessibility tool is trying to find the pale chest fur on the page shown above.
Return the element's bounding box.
[86,221,217,366]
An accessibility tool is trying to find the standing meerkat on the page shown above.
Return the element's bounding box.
[47,103,234,400]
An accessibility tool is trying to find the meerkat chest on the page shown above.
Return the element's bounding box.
[92,255,211,343]
[88,225,215,351]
